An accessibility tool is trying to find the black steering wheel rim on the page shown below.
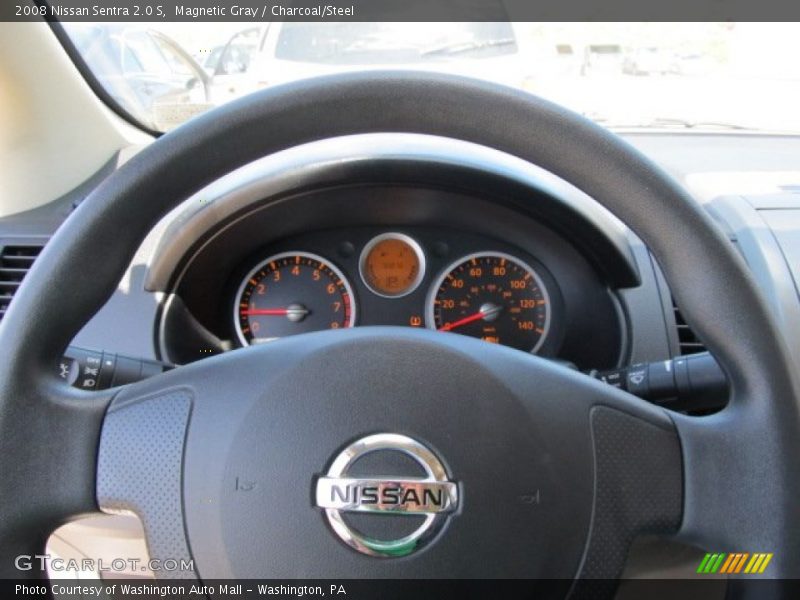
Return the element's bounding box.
[1,72,798,586]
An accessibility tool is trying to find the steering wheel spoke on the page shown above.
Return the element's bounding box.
[96,380,196,580]
[0,381,112,578]
[669,390,797,581]
[495,363,684,594]
[574,404,683,583]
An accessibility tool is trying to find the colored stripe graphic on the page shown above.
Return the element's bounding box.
[697,554,712,573]
[720,553,744,574]
[712,554,726,573]
[744,554,760,573]
[719,553,736,573]
[697,553,727,573]
[759,553,773,573]
[701,552,774,575]
[734,553,749,573]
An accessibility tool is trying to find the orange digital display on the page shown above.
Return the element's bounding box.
[361,235,424,297]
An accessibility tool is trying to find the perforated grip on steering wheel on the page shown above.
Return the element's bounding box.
[97,388,195,580]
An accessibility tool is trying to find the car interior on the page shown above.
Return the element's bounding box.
[0,15,799,600]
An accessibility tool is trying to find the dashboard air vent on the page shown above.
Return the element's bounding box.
[672,297,706,355]
[0,245,44,321]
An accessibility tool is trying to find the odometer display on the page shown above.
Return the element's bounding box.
[234,252,355,346]
[427,252,550,352]
[359,233,425,298]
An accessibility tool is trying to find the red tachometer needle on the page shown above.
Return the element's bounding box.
[241,303,310,322]
[241,308,290,316]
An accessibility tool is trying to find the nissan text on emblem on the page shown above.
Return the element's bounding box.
[315,433,458,557]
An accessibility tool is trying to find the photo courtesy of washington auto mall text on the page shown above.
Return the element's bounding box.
[15,583,348,599]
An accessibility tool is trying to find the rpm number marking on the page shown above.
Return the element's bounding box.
[234,252,355,346]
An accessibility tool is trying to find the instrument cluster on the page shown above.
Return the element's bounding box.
[234,232,554,353]
[161,215,625,373]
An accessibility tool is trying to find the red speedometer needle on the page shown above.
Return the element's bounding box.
[439,311,485,331]
[439,303,502,332]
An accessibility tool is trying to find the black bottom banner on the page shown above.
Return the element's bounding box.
[4,579,800,600]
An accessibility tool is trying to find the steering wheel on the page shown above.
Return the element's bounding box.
[1,73,798,595]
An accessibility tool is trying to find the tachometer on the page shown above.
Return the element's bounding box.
[234,252,355,346]
[427,252,550,352]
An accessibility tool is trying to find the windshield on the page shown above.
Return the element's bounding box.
[274,22,517,64]
[62,22,800,134]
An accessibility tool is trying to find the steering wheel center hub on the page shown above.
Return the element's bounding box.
[315,433,458,557]
[167,330,595,579]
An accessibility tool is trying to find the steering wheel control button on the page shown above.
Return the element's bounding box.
[592,352,728,410]
[59,346,103,389]
[626,364,649,396]
[58,346,172,391]
[315,433,458,557]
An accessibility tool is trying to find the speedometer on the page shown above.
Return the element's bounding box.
[426,252,550,352]
[234,252,355,346]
